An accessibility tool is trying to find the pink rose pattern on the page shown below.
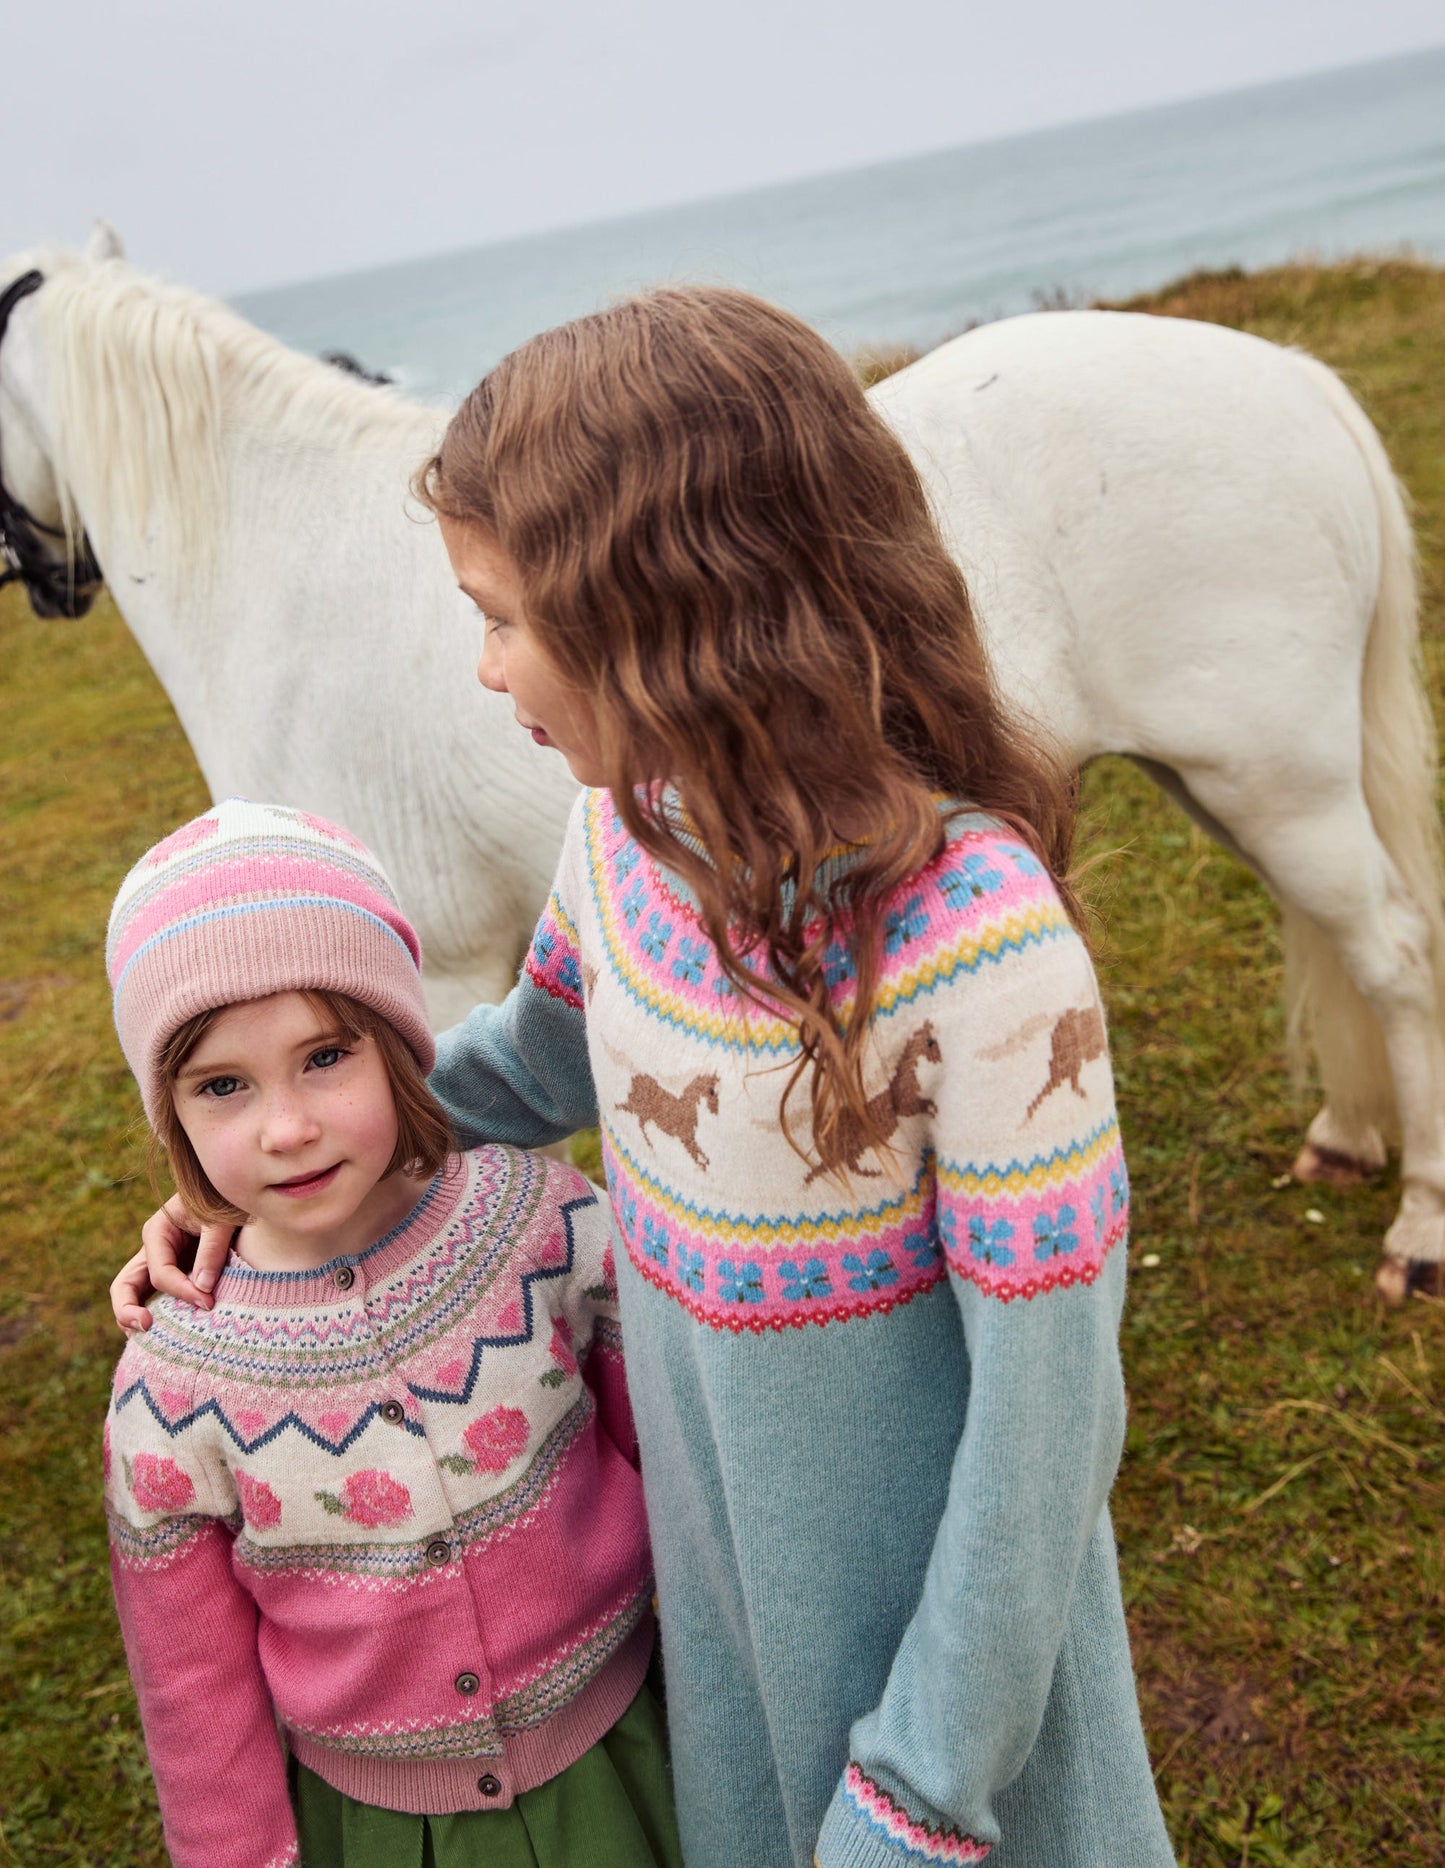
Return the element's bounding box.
[463,1406,530,1474]
[234,1468,283,1531]
[337,1469,413,1527]
[130,1453,196,1514]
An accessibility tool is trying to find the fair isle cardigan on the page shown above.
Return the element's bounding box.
[105,1145,653,1868]
[431,790,1176,1868]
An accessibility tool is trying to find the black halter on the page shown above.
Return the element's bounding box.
[0,268,103,619]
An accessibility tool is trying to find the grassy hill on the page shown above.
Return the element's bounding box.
[2,257,1443,1864]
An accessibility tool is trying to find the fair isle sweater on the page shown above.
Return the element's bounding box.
[105,1145,653,1868]
[432,790,1176,1868]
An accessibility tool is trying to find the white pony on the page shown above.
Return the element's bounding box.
[2,227,1439,1303]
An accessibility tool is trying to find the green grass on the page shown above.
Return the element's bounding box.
[3,257,1445,1864]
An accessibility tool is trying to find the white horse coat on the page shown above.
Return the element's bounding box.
[2,232,1439,1295]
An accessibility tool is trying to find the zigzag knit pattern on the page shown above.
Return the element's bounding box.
[106,1144,654,1866]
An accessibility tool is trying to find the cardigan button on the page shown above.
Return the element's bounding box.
[425,1537,451,1566]
[333,1266,355,1291]
[477,1774,502,1798]
[454,1671,480,1696]
[379,1400,405,1425]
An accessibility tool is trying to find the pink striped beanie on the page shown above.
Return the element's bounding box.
[107,799,435,1126]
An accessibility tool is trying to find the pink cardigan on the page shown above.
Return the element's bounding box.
[106,1146,652,1868]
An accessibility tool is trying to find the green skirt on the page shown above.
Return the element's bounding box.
[291,1685,682,1868]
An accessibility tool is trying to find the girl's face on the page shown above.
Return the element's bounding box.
[171,992,418,1271]
[439,515,606,787]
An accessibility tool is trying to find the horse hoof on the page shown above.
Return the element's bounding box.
[1291,1142,1378,1187]
[1374,1259,1410,1305]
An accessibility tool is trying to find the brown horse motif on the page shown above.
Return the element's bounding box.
[616,1072,721,1171]
[980,1003,1107,1122]
[803,1020,942,1185]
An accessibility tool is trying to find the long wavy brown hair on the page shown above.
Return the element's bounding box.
[418,286,1079,1175]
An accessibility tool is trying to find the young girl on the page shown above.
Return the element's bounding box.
[121,289,1176,1867]
[103,798,680,1868]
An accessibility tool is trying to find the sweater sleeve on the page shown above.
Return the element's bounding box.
[430,792,597,1149]
[816,849,1132,1867]
[107,1343,298,1868]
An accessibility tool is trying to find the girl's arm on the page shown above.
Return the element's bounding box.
[816,875,1142,1867]
[107,1355,297,1868]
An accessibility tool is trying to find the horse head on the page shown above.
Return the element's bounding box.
[0,223,119,619]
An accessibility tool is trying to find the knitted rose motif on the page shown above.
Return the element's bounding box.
[316,1469,414,1527]
[463,1406,530,1474]
[234,1469,283,1531]
[130,1453,196,1514]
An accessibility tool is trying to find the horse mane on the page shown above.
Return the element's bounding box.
[40,253,441,577]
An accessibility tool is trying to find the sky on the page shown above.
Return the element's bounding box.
[5,0,1442,297]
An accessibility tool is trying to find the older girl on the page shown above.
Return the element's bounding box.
[121,289,1174,1868]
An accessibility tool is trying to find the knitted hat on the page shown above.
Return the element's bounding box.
[107,799,435,1126]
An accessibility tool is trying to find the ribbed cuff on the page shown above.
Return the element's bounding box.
[815,1763,991,1867]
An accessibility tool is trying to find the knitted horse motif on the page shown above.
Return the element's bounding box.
[617,1072,721,1170]
[980,1004,1107,1122]
[803,1021,942,1185]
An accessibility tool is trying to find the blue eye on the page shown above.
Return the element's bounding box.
[200,1076,242,1099]
[309,1047,347,1070]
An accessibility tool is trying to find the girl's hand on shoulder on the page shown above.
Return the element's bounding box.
[110,1198,231,1331]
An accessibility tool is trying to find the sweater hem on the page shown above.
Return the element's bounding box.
[286,1615,653,1814]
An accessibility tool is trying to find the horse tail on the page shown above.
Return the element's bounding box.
[1279,351,1442,1145]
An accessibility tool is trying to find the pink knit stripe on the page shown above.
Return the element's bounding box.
[115,906,435,1121]
[842,1764,991,1863]
[109,854,416,981]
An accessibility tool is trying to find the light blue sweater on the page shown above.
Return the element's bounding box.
[431,791,1174,1868]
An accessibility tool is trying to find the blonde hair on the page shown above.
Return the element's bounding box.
[418,286,1078,1174]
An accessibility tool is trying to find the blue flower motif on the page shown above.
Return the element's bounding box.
[967,1216,1016,1267]
[616,1189,638,1237]
[842,1250,899,1293]
[671,935,707,986]
[884,895,929,955]
[1090,1183,1107,1241]
[640,912,673,962]
[941,852,1005,908]
[1033,1205,1080,1262]
[641,1216,669,1267]
[822,941,855,990]
[1109,1164,1129,1214]
[677,1245,705,1294]
[532,929,555,966]
[718,1258,765,1303]
[1005,845,1043,877]
[712,973,736,999]
[778,1257,832,1300]
[620,880,646,928]
[613,845,640,883]
[557,951,582,995]
[904,1229,941,1269]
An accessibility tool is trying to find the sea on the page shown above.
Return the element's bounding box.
[237,44,1445,406]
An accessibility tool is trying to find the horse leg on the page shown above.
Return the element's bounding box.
[1130,754,1388,1183]
[1178,771,1445,1302]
